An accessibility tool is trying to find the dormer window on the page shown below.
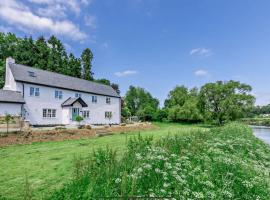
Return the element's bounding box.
[28,71,36,77]
[75,93,81,98]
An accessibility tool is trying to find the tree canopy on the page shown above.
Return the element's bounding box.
[124,86,159,121]
[198,80,255,125]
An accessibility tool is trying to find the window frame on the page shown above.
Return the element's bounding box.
[75,93,82,98]
[82,110,90,118]
[42,109,57,118]
[105,111,112,119]
[30,87,40,97]
[106,97,111,104]
[55,90,63,99]
[92,96,97,103]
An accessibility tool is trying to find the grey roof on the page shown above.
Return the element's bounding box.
[62,97,88,107]
[0,90,25,103]
[9,63,120,98]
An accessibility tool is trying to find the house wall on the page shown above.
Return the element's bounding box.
[0,103,22,116]
[20,83,121,125]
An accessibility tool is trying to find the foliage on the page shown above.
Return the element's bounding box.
[4,113,13,134]
[165,86,202,123]
[241,117,270,126]
[249,104,270,117]
[125,86,159,120]
[121,106,131,119]
[49,123,270,200]
[153,108,168,122]
[81,48,94,81]
[199,80,255,125]
[75,116,84,125]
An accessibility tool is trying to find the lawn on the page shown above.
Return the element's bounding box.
[0,123,204,200]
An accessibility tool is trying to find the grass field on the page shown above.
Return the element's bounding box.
[0,123,205,200]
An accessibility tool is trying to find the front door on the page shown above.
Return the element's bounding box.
[72,108,80,121]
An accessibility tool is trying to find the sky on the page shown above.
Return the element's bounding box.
[0,0,270,106]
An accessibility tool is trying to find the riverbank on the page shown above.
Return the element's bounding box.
[241,117,270,127]
[49,123,270,200]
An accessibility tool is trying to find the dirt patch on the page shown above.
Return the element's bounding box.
[0,124,157,147]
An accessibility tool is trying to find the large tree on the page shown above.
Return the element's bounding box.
[34,36,50,70]
[47,35,68,74]
[67,53,82,78]
[125,86,159,120]
[81,48,94,81]
[165,86,202,122]
[198,80,255,125]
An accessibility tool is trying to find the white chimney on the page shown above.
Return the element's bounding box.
[6,57,15,65]
[3,57,16,90]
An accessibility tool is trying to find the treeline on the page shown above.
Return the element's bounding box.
[122,81,255,125]
[249,104,270,117]
[0,33,120,93]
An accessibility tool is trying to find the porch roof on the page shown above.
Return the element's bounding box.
[61,97,88,107]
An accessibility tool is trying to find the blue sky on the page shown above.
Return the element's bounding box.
[0,0,270,106]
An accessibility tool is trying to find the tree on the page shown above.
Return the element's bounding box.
[164,86,189,108]
[81,48,94,81]
[165,86,202,122]
[111,83,120,95]
[47,35,68,74]
[67,53,82,78]
[95,78,110,85]
[125,86,159,120]
[4,113,13,134]
[34,36,50,70]
[14,36,36,67]
[198,80,255,125]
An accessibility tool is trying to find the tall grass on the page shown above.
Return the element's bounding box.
[49,123,270,200]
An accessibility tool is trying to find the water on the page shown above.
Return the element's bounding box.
[251,125,270,145]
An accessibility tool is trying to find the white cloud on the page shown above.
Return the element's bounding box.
[0,0,87,41]
[190,48,212,57]
[28,0,86,15]
[114,70,138,77]
[84,15,96,28]
[194,70,209,77]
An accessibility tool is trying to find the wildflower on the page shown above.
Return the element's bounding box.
[163,182,170,188]
[115,178,121,184]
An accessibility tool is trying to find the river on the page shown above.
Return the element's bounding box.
[251,125,270,145]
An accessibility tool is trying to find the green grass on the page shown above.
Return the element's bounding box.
[49,123,270,200]
[0,123,204,200]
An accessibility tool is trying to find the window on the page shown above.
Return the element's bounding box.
[83,110,90,118]
[75,93,82,98]
[55,90,63,99]
[92,96,97,103]
[43,109,56,118]
[105,111,112,119]
[106,97,111,104]
[30,87,40,97]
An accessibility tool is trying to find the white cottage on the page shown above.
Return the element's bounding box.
[0,57,121,126]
